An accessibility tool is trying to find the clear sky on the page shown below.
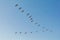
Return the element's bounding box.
[0,0,60,40]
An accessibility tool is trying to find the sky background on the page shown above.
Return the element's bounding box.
[0,0,60,40]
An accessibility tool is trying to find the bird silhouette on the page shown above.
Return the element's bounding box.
[35,22,38,25]
[30,18,33,20]
[21,9,24,13]
[30,32,32,34]
[30,20,34,22]
[50,30,53,32]
[19,32,22,34]
[42,30,45,32]
[28,15,32,18]
[37,24,40,27]
[36,31,38,32]
[24,32,27,34]
[19,7,22,10]
[46,29,48,31]
[26,13,30,16]
[15,4,18,7]
[15,32,17,34]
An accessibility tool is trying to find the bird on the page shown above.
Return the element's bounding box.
[37,24,40,27]
[30,18,33,20]
[19,7,22,10]
[30,32,32,34]
[46,29,48,31]
[24,32,27,34]
[15,4,18,7]
[36,31,38,32]
[15,32,17,34]
[42,30,45,32]
[26,13,30,16]
[28,15,32,18]
[21,9,24,13]
[35,22,38,25]
[30,20,34,22]
[42,27,45,28]
[19,32,22,34]
[50,30,53,32]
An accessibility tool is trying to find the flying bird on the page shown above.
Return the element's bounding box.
[19,7,22,10]
[15,32,17,34]
[35,22,38,25]
[21,10,24,13]
[50,30,53,32]
[36,31,38,32]
[26,13,30,16]
[24,32,27,34]
[28,15,32,18]
[19,32,22,34]
[30,18,33,20]
[30,32,32,34]
[37,24,40,27]
[15,4,18,7]
[42,27,45,29]
[42,30,45,32]
[30,20,34,22]
[46,29,48,31]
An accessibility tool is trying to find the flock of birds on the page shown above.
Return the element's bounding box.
[14,3,53,34]
[12,1,53,40]
[15,32,33,35]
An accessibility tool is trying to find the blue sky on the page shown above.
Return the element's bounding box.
[0,0,60,40]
